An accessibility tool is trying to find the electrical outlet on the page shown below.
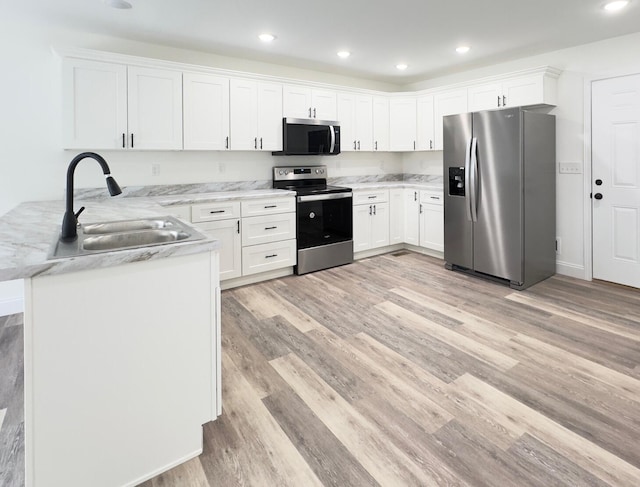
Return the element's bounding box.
[558,162,582,174]
[555,237,562,255]
[151,163,161,176]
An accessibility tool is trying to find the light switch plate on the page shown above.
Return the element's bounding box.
[558,162,582,174]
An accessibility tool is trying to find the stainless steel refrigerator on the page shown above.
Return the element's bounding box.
[443,107,556,290]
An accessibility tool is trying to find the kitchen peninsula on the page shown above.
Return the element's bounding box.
[0,196,221,487]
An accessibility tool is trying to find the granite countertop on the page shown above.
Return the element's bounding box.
[0,197,222,282]
[346,181,444,192]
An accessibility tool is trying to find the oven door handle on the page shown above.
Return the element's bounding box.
[297,192,352,203]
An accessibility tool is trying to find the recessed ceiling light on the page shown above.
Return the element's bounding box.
[396,64,408,71]
[604,0,629,11]
[103,0,132,9]
[258,33,276,43]
[337,51,351,59]
[456,46,471,54]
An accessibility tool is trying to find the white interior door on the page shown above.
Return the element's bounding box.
[592,74,640,288]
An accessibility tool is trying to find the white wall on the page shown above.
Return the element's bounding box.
[402,31,640,279]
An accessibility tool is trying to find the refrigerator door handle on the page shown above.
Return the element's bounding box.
[464,137,473,221]
[470,137,479,222]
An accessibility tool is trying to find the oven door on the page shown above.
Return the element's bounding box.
[296,193,352,249]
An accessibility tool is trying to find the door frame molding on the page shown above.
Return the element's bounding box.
[584,70,640,281]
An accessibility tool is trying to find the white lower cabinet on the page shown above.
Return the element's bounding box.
[191,201,242,281]
[353,190,390,252]
[418,191,444,252]
[389,188,405,244]
[196,219,242,280]
[242,239,296,276]
[241,212,296,247]
[404,189,420,246]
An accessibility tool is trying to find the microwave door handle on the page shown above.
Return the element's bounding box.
[329,125,336,153]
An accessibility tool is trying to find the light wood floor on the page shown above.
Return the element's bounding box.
[141,251,640,487]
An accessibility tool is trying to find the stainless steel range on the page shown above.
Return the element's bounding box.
[273,166,353,275]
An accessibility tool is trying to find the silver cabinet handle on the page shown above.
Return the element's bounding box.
[225,136,229,149]
[122,133,126,148]
[368,195,377,199]
[265,226,277,230]
[260,137,263,150]
[313,108,316,118]
[254,137,257,149]
[357,140,360,150]
[354,140,357,150]
[264,205,277,208]
[369,205,372,215]
[430,196,440,200]
[375,141,378,150]
[414,191,417,201]
[373,204,376,215]
[308,107,312,117]
[503,95,506,106]
[236,220,240,234]
[430,140,433,150]
[209,210,225,214]
[131,133,134,148]
[420,204,423,214]
[265,254,278,259]
[497,95,501,107]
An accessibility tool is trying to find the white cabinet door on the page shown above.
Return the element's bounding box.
[389,189,405,244]
[183,73,229,150]
[62,58,127,150]
[434,89,467,150]
[229,78,259,150]
[128,66,183,150]
[312,89,337,120]
[468,82,502,112]
[371,203,390,248]
[404,189,420,246]
[390,97,417,151]
[283,85,312,118]
[502,76,544,108]
[353,204,373,252]
[373,96,390,151]
[420,205,444,252]
[355,95,373,151]
[196,219,242,280]
[337,93,357,152]
[257,82,283,151]
[416,95,435,151]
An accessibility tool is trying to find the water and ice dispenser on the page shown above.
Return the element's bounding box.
[449,167,465,196]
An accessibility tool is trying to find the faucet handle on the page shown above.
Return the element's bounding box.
[74,206,86,221]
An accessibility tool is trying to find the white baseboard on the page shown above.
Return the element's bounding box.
[221,267,294,290]
[0,298,24,317]
[556,260,587,280]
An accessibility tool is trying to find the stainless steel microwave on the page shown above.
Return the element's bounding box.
[272,118,341,156]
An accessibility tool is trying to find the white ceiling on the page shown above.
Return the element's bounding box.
[13,0,640,84]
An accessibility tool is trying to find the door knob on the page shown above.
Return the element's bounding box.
[594,193,603,200]
[595,179,603,186]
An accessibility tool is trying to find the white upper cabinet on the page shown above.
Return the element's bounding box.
[416,95,435,151]
[468,71,558,112]
[63,58,127,150]
[230,79,282,151]
[183,73,229,151]
[283,85,337,120]
[337,93,373,151]
[372,96,390,152]
[434,89,468,150]
[127,66,183,150]
[389,97,417,151]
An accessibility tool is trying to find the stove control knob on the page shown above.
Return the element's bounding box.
[284,170,289,175]
[278,170,284,175]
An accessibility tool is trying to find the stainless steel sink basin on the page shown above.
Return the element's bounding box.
[49,215,205,259]
[83,218,175,235]
[82,229,191,251]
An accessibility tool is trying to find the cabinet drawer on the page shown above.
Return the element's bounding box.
[241,197,295,217]
[242,239,296,276]
[242,212,296,246]
[420,191,443,206]
[353,189,389,205]
[191,201,241,223]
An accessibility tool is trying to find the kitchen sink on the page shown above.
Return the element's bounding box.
[49,216,205,259]
[83,218,175,235]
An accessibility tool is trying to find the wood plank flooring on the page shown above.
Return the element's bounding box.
[142,251,640,487]
[1,252,639,486]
